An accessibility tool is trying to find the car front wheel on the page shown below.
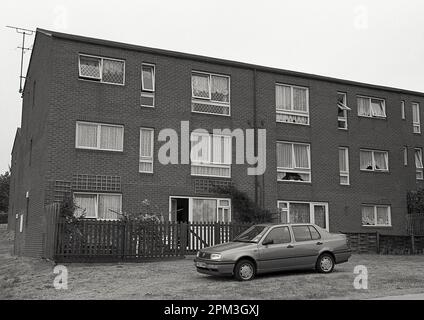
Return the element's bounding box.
[316,253,335,273]
[234,259,256,281]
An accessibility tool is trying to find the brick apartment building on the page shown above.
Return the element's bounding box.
[8,28,424,257]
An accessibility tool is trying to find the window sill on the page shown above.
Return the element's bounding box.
[357,115,387,120]
[277,180,311,184]
[360,169,390,174]
[78,77,125,87]
[276,120,310,126]
[191,174,232,179]
[362,225,392,228]
[76,147,124,153]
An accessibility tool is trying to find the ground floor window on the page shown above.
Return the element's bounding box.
[170,197,231,222]
[361,205,391,227]
[277,201,329,230]
[74,193,122,220]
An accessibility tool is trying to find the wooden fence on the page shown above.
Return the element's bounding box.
[53,219,251,262]
[406,213,424,236]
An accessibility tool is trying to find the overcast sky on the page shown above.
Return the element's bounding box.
[0,0,423,173]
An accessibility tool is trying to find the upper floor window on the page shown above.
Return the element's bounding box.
[337,92,350,130]
[361,205,391,227]
[76,121,124,152]
[277,141,311,183]
[191,72,230,116]
[415,148,423,180]
[276,84,309,125]
[401,100,406,120]
[412,103,421,134]
[360,149,389,172]
[141,64,155,107]
[339,147,349,185]
[357,96,386,118]
[140,128,154,173]
[79,54,125,85]
[191,132,232,178]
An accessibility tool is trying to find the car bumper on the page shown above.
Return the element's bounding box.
[334,249,352,264]
[194,258,235,276]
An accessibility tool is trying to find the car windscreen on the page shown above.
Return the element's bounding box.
[233,225,269,243]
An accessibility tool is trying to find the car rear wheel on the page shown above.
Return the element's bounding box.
[316,253,335,273]
[234,259,256,281]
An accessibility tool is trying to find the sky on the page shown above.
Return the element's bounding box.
[0,0,423,173]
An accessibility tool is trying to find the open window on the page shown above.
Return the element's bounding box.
[337,92,350,129]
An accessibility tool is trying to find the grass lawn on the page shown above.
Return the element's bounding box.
[1,224,424,300]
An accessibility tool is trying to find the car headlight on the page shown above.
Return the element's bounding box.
[210,253,222,260]
[196,251,201,258]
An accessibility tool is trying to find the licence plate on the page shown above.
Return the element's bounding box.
[196,262,207,268]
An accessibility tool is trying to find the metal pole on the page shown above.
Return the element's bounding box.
[19,32,25,93]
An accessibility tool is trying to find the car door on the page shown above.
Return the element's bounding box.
[290,225,323,268]
[257,226,296,272]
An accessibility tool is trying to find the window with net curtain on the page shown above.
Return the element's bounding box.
[191,133,231,177]
[76,122,123,151]
[192,199,217,222]
[192,73,229,103]
[360,150,388,171]
[277,142,310,182]
[289,203,310,223]
[362,205,390,226]
[79,55,124,84]
[140,128,154,173]
[74,193,121,220]
[276,84,309,125]
[357,96,386,118]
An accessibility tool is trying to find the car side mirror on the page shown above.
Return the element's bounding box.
[262,239,274,246]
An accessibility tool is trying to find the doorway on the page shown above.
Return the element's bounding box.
[170,197,189,223]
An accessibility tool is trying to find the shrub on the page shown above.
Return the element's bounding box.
[407,189,424,215]
[0,212,8,224]
[213,185,273,223]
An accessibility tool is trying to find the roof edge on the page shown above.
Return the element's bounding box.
[37,28,424,97]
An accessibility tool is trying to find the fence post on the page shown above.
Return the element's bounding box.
[376,232,380,254]
[180,223,188,256]
[214,222,221,246]
[411,234,415,254]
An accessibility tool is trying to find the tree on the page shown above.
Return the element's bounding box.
[0,170,10,213]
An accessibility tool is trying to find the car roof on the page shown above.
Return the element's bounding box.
[254,223,318,228]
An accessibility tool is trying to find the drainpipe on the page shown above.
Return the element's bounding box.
[253,68,259,206]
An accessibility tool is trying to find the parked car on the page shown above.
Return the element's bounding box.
[194,223,351,281]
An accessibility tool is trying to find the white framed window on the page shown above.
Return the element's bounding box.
[357,96,386,118]
[277,201,329,231]
[403,146,408,166]
[412,103,421,134]
[79,54,125,85]
[276,84,309,125]
[360,149,389,172]
[277,141,311,183]
[191,132,231,178]
[170,196,231,222]
[401,101,406,120]
[76,121,124,152]
[141,63,155,107]
[337,92,350,130]
[415,148,423,180]
[191,71,230,116]
[339,147,350,185]
[361,205,391,227]
[140,128,154,173]
[74,193,122,220]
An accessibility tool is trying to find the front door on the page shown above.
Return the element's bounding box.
[258,226,296,272]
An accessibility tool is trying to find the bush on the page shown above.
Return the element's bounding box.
[0,212,7,224]
[407,189,424,214]
[213,185,273,223]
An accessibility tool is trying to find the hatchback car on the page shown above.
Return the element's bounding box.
[194,223,351,281]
